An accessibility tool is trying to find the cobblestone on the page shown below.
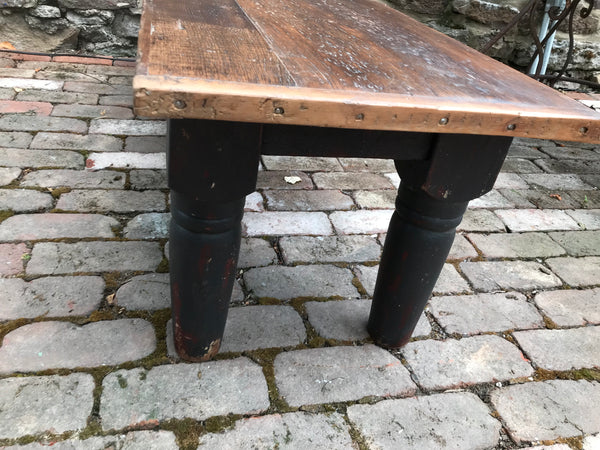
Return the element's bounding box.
[124,135,166,153]
[347,392,501,449]
[352,189,396,208]
[0,114,87,133]
[0,276,103,320]
[4,431,179,449]
[115,273,170,310]
[30,132,123,152]
[63,81,132,95]
[129,169,167,190]
[429,292,544,335]
[312,172,394,190]
[447,234,478,259]
[0,319,155,374]
[513,326,600,370]
[86,151,166,169]
[0,77,62,90]
[274,345,416,406]
[546,256,600,287]
[493,172,529,189]
[457,209,506,232]
[329,209,393,234]
[56,190,166,213]
[89,118,166,135]
[434,264,472,294]
[244,264,358,299]
[521,173,593,190]
[548,230,600,256]
[567,209,600,229]
[534,288,600,326]
[467,232,565,258]
[0,189,53,212]
[501,158,544,173]
[0,242,27,276]
[16,89,99,104]
[0,374,94,440]
[491,380,600,443]
[100,358,269,430]
[468,190,514,209]
[123,212,170,238]
[261,155,342,171]
[242,211,333,236]
[256,170,313,189]
[264,189,354,210]
[280,235,381,263]
[0,167,20,185]
[0,131,32,148]
[51,104,134,119]
[238,237,278,268]
[99,94,134,107]
[27,241,163,274]
[460,261,563,291]
[21,169,125,189]
[0,148,84,169]
[496,209,581,232]
[338,157,395,172]
[0,213,117,241]
[198,412,353,449]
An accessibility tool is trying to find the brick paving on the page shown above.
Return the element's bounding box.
[0,54,599,449]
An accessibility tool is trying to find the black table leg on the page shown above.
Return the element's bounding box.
[168,119,261,361]
[368,134,513,348]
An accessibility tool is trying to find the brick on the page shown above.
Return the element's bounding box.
[493,172,529,189]
[261,155,342,171]
[86,152,166,169]
[27,241,163,274]
[567,209,600,229]
[0,276,103,320]
[546,256,600,287]
[256,170,313,190]
[338,157,396,172]
[0,167,21,185]
[549,230,600,256]
[21,169,126,189]
[124,212,170,238]
[0,189,53,212]
[457,209,506,232]
[216,305,306,352]
[5,431,179,449]
[99,94,134,107]
[353,189,396,209]
[514,326,600,371]
[347,392,501,449]
[124,135,166,153]
[447,234,478,260]
[99,358,269,430]
[534,288,600,326]
[89,118,166,135]
[242,211,333,236]
[312,172,394,190]
[536,159,600,175]
[468,190,514,208]
[0,77,63,90]
[521,173,593,190]
[0,213,118,241]
[63,81,132,95]
[305,299,431,341]
[0,114,87,133]
[52,104,133,119]
[274,345,416,406]
[402,335,533,390]
[0,243,27,276]
[129,169,167,190]
[280,235,381,263]
[496,209,581,232]
[115,273,170,310]
[199,412,354,449]
[501,158,544,173]
[16,89,99,104]
[460,261,563,291]
[429,292,543,335]
[0,131,32,148]
[0,374,94,440]
[0,100,52,115]
[56,190,166,213]
[330,209,393,234]
[491,380,600,443]
[264,189,354,211]
[467,232,565,258]
[244,191,264,212]
[0,319,155,374]
[31,132,123,152]
[244,264,358,299]
[238,237,278,268]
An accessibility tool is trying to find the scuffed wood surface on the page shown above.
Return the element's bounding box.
[135,0,600,143]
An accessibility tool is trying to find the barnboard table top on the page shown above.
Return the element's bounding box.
[134,0,600,143]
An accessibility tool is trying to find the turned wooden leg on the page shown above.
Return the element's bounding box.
[168,119,261,361]
[368,134,513,348]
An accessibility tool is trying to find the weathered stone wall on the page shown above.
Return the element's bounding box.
[1,0,599,77]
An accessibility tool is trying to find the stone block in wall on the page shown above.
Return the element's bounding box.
[58,0,137,9]
[29,5,61,18]
[558,8,599,35]
[66,10,115,26]
[113,12,140,38]
[24,16,71,35]
[452,0,525,25]
[0,0,37,8]
[0,12,78,53]
[388,0,450,15]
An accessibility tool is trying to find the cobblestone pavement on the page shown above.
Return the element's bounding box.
[0,53,599,449]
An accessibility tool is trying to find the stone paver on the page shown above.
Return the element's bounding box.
[433,264,472,294]
[493,172,529,189]
[280,235,381,263]
[100,358,269,430]
[521,173,593,190]
[0,213,118,241]
[313,172,394,190]
[457,209,506,232]
[0,167,20,185]
[0,373,94,440]
[546,256,600,287]
[198,412,354,449]
[0,242,27,276]
[0,276,103,320]
[52,103,134,119]
[567,209,600,229]
[429,292,544,335]
[347,392,501,450]
[238,237,278,268]
[256,170,313,190]
[305,299,431,341]
[20,169,126,189]
[0,189,53,212]
[56,190,166,212]
[4,431,179,449]
[353,189,396,209]
[468,232,565,258]
[274,345,416,406]
[491,380,600,443]
[447,234,478,259]
[86,151,166,169]
[243,211,333,236]
[0,131,32,148]
[123,212,170,238]
[329,209,393,234]
[244,264,358,299]
[124,136,166,153]
[30,132,122,152]
[0,319,156,374]
[338,157,395,172]
[584,435,600,450]
[26,241,163,274]
[460,261,563,291]
[115,273,170,310]
[534,288,600,326]
[0,114,87,133]
[495,209,581,232]
[88,118,166,135]
[549,230,600,256]
[130,169,168,190]
[261,155,342,171]
[469,189,514,209]
[513,326,600,371]
[0,148,84,169]
[264,189,354,211]
[402,335,533,390]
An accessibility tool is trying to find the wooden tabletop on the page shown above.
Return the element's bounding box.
[134,0,600,143]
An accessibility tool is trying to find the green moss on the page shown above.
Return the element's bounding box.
[161,418,204,450]
[258,297,281,305]
[203,414,242,433]
[535,367,600,382]
[155,257,170,273]
[247,348,294,414]
[117,374,128,388]
[47,187,71,199]
[0,318,31,343]
[543,315,559,329]
[0,210,15,223]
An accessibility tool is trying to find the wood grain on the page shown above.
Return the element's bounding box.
[135,0,600,143]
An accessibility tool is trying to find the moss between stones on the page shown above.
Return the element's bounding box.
[535,367,600,382]
[161,418,204,450]
[0,210,14,223]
